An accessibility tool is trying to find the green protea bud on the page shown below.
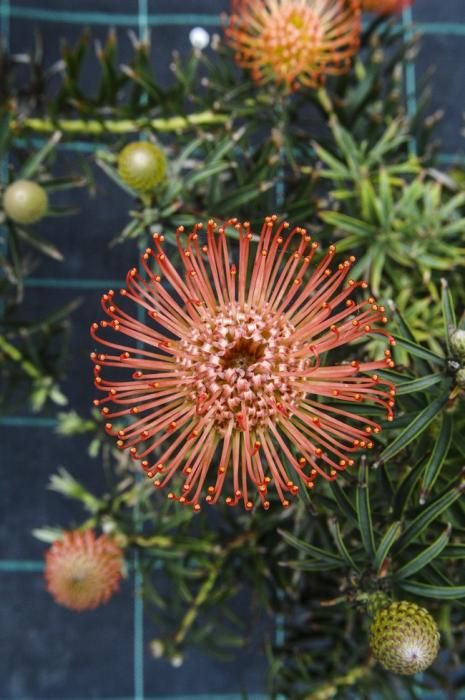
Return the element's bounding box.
[370,601,440,675]
[366,591,390,617]
[3,179,48,224]
[455,368,465,389]
[117,141,167,193]
[450,329,465,361]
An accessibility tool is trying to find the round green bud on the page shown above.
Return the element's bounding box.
[456,368,465,389]
[3,179,48,225]
[117,141,167,193]
[370,601,440,675]
[450,329,465,361]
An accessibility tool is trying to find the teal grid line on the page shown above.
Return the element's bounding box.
[1,696,464,700]
[133,7,148,698]
[134,554,145,700]
[2,5,465,36]
[0,696,268,700]
[14,137,107,153]
[0,0,9,43]
[402,5,417,158]
[0,416,57,427]
[0,0,9,318]
[0,6,222,27]
[417,22,465,37]
[0,560,44,571]
[438,154,465,165]
[24,277,123,290]
[139,0,149,40]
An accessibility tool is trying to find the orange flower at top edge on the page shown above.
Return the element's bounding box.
[90,216,396,512]
[226,0,362,91]
[45,530,123,611]
[362,0,413,13]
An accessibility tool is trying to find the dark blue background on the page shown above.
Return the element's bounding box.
[1,1,465,698]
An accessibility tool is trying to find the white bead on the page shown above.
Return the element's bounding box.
[189,26,210,50]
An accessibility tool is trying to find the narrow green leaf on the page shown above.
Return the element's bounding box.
[278,529,343,565]
[440,545,465,559]
[395,525,451,580]
[395,374,444,396]
[312,142,350,179]
[15,226,63,261]
[185,161,232,187]
[373,521,402,574]
[328,518,359,571]
[377,393,449,465]
[279,560,344,572]
[329,481,357,524]
[319,211,376,238]
[394,480,465,554]
[398,580,465,599]
[41,176,87,192]
[218,182,272,212]
[388,303,431,376]
[441,278,457,353]
[95,156,135,196]
[420,412,453,502]
[391,336,445,366]
[393,460,424,518]
[0,109,11,155]
[356,459,376,557]
[18,132,62,179]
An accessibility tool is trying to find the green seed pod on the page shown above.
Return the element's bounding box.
[117,141,167,193]
[3,180,48,225]
[370,601,440,675]
[450,329,465,361]
[455,368,465,389]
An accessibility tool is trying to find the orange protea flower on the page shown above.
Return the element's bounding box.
[45,530,123,611]
[91,216,395,512]
[362,0,413,13]
[226,0,362,91]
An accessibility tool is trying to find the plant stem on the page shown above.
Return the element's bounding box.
[173,564,220,647]
[0,335,41,379]
[171,530,257,647]
[14,110,229,136]
[304,661,374,700]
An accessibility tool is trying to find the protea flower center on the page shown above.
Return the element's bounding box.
[180,304,307,431]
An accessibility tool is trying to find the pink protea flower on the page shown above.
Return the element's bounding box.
[226,0,362,91]
[45,530,123,611]
[362,0,413,13]
[91,216,395,512]
[91,215,394,510]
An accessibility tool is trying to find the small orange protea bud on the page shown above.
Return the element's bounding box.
[45,530,124,611]
[226,0,361,91]
[362,0,413,13]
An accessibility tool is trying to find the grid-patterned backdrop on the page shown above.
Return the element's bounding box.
[1,1,465,699]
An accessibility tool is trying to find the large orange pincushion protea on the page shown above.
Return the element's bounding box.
[226,0,361,91]
[91,216,395,511]
[45,530,123,611]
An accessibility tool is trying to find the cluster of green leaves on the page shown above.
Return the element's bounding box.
[270,284,465,698]
[0,112,87,413]
[317,118,465,299]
